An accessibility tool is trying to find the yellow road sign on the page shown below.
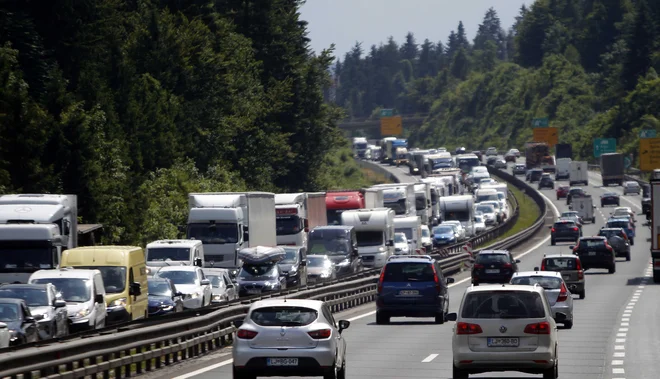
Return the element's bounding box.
[639,138,660,171]
[380,116,402,136]
[532,127,558,146]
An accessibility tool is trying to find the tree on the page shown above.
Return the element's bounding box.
[450,48,470,80]
[621,0,658,90]
[400,32,418,61]
[515,0,554,67]
[474,7,506,60]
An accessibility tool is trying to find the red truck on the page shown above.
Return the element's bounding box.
[325,189,384,225]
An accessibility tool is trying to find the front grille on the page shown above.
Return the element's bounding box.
[362,256,374,262]
[148,306,161,313]
[206,254,225,262]
[242,284,264,290]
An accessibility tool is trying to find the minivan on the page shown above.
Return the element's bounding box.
[145,239,204,276]
[60,246,148,323]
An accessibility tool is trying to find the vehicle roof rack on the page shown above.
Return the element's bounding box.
[387,254,433,261]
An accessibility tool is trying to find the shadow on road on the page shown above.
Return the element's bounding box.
[626,277,657,285]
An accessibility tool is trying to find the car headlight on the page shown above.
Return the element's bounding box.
[337,259,350,266]
[110,298,127,308]
[75,308,90,318]
[378,246,385,252]
[213,294,222,301]
[289,266,298,275]
[9,330,18,341]
[160,304,173,311]
[320,271,332,278]
[191,292,200,299]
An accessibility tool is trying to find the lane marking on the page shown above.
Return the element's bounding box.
[612,360,624,365]
[617,333,626,337]
[622,318,629,322]
[422,354,439,363]
[615,345,625,350]
[172,359,233,379]
[347,311,376,322]
[613,368,625,374]
[619,328,629,332]
[616,339,626,343]
[614,352,625,358]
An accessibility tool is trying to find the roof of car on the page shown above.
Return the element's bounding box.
[0,283,48,290]
[613,207,632,212]
[543,253,578,259]
[624,181,639,185]
[479,250,510,255]
[0,298,26,305]
[513,271,562,278]
[555,219,576,224]
[465,283,544,294]
[599,228,624,232]
[602,192,619,196]
[250,298,324,311]
[607,218,630,222]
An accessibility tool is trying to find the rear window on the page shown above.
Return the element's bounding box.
[607,221,629,229]
[383,263,436,282]
[461,291,546,319]
[250,306,318,326]
[543,257,577,270]
[475,254,511,264]
[599,229,624,238]
[554,222,575,229]
[578,239,606,249]
[511,276,562,290]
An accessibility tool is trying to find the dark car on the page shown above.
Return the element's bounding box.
[642,184,651,217]
[237,262,287,297]
[307,226,362,275]
[598,228,631,261]
[504,153,516,163]
[556,185,569,200]
[526,169,543,182]
[600,192,620,207]
[486,156,498,166]
[537,254,585,299]
[471,250,520,285]
[147,278,185,316]
[0,298,39,346]
[567,187,587,205]
[512,164,526,175]
[455,147,466,155]
[278,246,308,286]
[376,255,454,324]
[606,218,636,245]
[551,220,581,245]
[0,283,68,340]
[571,237,616,273]
[538,175,555,190]
[472,150,483,161]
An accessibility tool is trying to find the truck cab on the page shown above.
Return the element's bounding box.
[340,208,395,268]
[393,216,424,254]
[0,224,65,283]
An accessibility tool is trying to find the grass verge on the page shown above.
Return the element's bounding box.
[479,183,541,247]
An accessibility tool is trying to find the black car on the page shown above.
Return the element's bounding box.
[526,169,543,182]
[486,156,498,166]
[601,192,620,207]
[147,278,185,316]
[512,164,526,175]
[471,250,520,285]
[567,187,587,205]
[551,220,580,245]
[538,175,555,189]
[598,228,631,261]
[571,236,616,273]
[0,298,39,346]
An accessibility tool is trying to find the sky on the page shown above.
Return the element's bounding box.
[299,0,536,60]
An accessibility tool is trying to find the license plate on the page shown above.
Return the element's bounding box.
[267,358,298,366]
[485,269,500,274]
[588,251,596,256]
[487,337,519,347]
[563,275,571,280]
[399,290,419,296]
[247,289,261,295]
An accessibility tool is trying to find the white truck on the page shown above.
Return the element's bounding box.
[555,158,572,181]
[0,194,102,283]
[414,183,432,225]
[569,196,595,223]
[340,208,395,268]
[394,216,424,254]
[145,239,205,276]
[569,161,589,186]
[478,183,509,217]
[440,195,476,237]
[352,137,368,159]
[275,192,327,247]
[428,168,463,195]
[187,192,276,269]
[371,183,416,218]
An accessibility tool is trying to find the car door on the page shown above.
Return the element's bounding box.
[298,248,308,286]
[170,282,184,311]
[50,285,67,337]
[21,303,39,342]
[322,304,344,365]
[93,274,107,327]
[435,261,450,311]
[222,273,237,301]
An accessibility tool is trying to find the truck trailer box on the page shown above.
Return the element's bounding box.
[569,161,589,186]
[600,153,624,186]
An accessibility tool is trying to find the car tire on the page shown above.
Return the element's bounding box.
[579,290,585,300]
[564,320,573,329]
[630,238,634,246]
[626,252,631,261]
[551,239,556,246]
[452,364,469,379]
[434,313,445,324]
[376,311,390,325]
[233,366,255,379]
[337,358,346,379]
[609,265,616,274]
[542,351,559,379]
[323,364,339,379]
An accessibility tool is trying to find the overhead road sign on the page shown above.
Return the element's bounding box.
[380,109,394,117]
[380,116,403,137]
[532,127,558,146]
[640,138,660,171]
[593,138,616,158]
[640,129,657,139]
[532,117,549,127]
[624,156,632,169]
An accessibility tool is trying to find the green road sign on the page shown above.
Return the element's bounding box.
[593,138,616,158]
[380,109,394,117]
[624,156,632,169]
[532,117,549,127]
[639,129,657,139]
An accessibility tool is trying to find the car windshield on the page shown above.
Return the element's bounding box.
[543,258,577,271]
[148,281,173,296]
[433,226,454,234]
[382,262,435,282]
[578,239,607,249]
[511,276,562,290]
[626,182,639,188]
[157,270,197,285]
[0,287,49,306]
[205,275,224,288]
[308,230,350,256]
[476,205,495,213]
[187,223,238,244]
[603,192,618,197]
[30,278,91,302]
[280,248,299,264]
[607,221,630,229]
[307,256,331,268]
[355,231,384,247]
[276,215,302,236]
[461,291,545,319]
[599,229,624,239]
[475,215,484,223]
[394,234,406,243]
[75,266,126,294]
[475,254,511,264]
[147,247,191,262]
[554,222,575,229]
[421,228,430,238]
[0,303,20,322]
[561,212,578,218]
[250,306,318,326]
[239,263,277,279]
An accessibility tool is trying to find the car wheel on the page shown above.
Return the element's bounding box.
[323,363,338,379]
[376,311,390,324]
[337,358,346,379]
[630,238,634,246]
[609,265,616,274]
[551,239,556,246]
[233,366,255,379]
[564,320,573,329]
[434,313,445,324]
[626,252,631,261]
[542,350,559,379]
[579,290,585,300]
[452,364,469,379]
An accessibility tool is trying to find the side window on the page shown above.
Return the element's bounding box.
[434,262,444,279]
[322,305,336,328]
[52,247,59,267]
[223,274,232,286]
[23,304,31,318]
[129,268,135,284]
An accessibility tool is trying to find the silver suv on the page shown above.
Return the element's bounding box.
[448,284,562,379]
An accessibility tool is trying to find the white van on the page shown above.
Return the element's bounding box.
[555,158,572,180]
[146,239,205,276]
[28,268,107,332]
[474,189,499,204]
[394,216,424,254]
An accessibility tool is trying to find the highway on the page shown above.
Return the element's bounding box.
[140,161,651,379]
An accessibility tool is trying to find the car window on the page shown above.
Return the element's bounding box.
[511,276,562,290]
[382,262,435,282]
[599,229,624,238]
[461,291,546,319]
[554,222,575,229]
[579,239,606,249]
[607,221,629,229]
[475,254,511,264]
[543,258,577,270]
[250,306,318,326]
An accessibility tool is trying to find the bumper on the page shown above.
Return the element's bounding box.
[579,257,614,269]
[551,304,573,320]
[360,253,388,268]
[565,282,585,293]
[376,301,443,317]
[182,297,205,309]
[233,342,336,370]
[453,346,555,373]
[552,234,579,242]
[601,200,619,206]
[69,317,95,332]
[472,274,512,284]
[106,306,130,324]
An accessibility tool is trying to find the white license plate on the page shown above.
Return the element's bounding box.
[247,289,261,295]
[267,358,298,366]
[485,269,500,274]
[487,337,519,347]
[399,290,419,296]
[588,251,596,256]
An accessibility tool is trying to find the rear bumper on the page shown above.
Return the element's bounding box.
[233,357,335,377]
[551,304,573,320]
[565,282,584,293]
[552,234,579,242]
[233,344,335,368]
[578,257,614,269]
[472,274,512,284]
[454,348,555,372]
[376,298,444,317]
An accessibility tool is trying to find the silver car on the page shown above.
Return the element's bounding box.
[233,299,350,378]
[0,283,69,340]
[306,255,337,283]
[623,181,640,195]
[202,268,239,303]
[510,271,574,329]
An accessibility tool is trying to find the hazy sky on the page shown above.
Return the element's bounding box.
[300,0,536,60]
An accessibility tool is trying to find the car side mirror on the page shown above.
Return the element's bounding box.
[515,259,521,263]
[54,300,67,308]
[194,257,203,267]
[95,294,104,304]
[534,266,540,271]
[386,240,394,247]
[338,320,350,333]
[554,312,567,323]
[446,313,458,322]
[446,277,455,284]
[300,259,307,267]
[129,282,142,296]
[24,316,36,324]
[200,279,211,286]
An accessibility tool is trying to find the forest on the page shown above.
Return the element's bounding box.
[335,0,660,163]
[0,0,372,245]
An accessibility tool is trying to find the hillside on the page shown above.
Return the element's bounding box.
[334,0,660,163]
[0,0,371,245]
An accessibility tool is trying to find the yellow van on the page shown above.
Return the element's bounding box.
[60,246,148,323]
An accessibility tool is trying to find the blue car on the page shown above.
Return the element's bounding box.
[606,218,636,245]
[147,278,185,316]
[432,225,457,246]
[375,255,454,324]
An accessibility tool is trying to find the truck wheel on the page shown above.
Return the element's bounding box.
[579,290,585,300]
[654,270,660,283]
[609,265,616,274]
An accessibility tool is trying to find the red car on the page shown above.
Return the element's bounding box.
[556,185,569,200]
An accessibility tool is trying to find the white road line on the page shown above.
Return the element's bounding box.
[614,352,625,357]
[612,360,624,365]
[616,339,626,343]
[622,318,629,322]
[421,353,439,363]
[347,310,376,322]
[613,368,625,374]
[619,328,629,332]
[615,345,625,350]
[617,333,626,337]
[172,359,233,379]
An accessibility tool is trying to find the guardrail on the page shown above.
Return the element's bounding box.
[0,165,550,378]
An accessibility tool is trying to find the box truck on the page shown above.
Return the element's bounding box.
[275,192,327,247]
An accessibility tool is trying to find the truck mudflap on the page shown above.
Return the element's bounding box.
[652,252,660,283]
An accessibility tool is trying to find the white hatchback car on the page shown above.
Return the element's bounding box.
[233,299,350,379]
[448,284,562,379]
[393,232,410,255]
[420,225,433,251]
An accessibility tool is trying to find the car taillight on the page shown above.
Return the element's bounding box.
[502,263,512,268]
[573,227,579,231]
[377,268,386,293]
[576,259,584,279]
[474,264,484,269]
[308,329,332,339]
[237,329,258,339]
[432,264,441,292]
[540,262,546,271]
[557,282,568,302]
[605,242,613,251]
[551,228,556,233]
[456,322,483,335]
[524,321,551,334]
